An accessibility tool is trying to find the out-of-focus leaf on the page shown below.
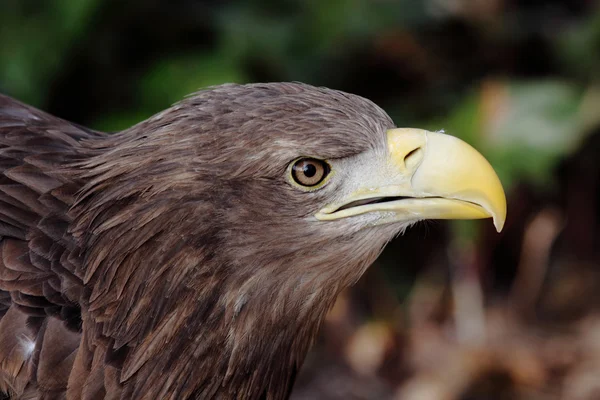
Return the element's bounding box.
[429,80,585,189]
[483,81,584,188]
[216,0,428,83]
[140,53,248,109]
[93,53,247,132]
[0,0,100,105]
[556,10,600,79]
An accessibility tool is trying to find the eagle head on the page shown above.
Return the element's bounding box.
[67,82,506,398]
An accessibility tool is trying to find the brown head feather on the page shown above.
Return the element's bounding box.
[0,82,397,399]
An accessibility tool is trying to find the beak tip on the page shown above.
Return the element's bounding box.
[492,206,507,233]
[494,193,507,233]
[494,219,505,233]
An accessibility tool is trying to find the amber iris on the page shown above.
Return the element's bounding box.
[291,158,330,187]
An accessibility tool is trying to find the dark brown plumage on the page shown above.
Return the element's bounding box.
[0,82,506,399]
[0,83,397,399]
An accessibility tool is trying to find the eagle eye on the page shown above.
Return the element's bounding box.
[290,158,331,188]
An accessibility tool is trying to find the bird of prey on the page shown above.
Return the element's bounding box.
[0,82,505,399]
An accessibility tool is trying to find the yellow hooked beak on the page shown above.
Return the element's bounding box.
[315,128,507,232]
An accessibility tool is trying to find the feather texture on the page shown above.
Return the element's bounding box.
[0,83,396,399]
[0,94,98,398]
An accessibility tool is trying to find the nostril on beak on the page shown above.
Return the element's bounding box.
[404,147,423,169]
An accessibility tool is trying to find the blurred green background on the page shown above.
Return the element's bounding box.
[2,0,600,398]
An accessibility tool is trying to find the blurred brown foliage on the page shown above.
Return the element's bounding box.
[1,0,600,398]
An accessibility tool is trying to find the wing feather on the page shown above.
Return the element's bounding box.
[0,94,102,398]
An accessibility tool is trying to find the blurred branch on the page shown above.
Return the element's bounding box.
[510,208,563,317]
[449,240,486,346]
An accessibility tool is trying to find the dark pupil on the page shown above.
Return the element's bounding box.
[303,163,317,177]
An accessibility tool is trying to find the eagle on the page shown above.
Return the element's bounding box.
[0,82,506,399]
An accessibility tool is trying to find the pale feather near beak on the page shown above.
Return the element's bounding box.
[316,128,507,232]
